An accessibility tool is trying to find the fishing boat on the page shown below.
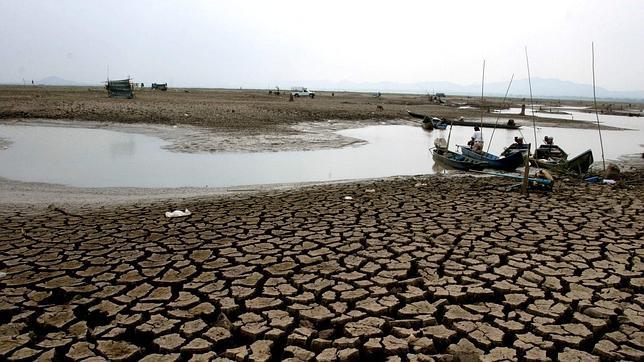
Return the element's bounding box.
[408,110,520,129]
[534,137,568,161]
[458,145,526,171]
[532,149,594,175]
[500,137,531,157]
[419,115,448,130]
[432,137,486,171]
[432,148,486,170]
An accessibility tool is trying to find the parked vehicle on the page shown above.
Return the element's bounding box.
[291,87,315,98]
[151,83,168,91]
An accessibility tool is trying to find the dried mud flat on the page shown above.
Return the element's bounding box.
[1,175,643,361]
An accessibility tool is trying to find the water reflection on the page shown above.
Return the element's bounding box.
[109,137,136,157]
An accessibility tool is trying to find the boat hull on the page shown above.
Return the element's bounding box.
[460,146,525,171]
[533,150,594,175]
[421,116,447,130]
[432,149,486,170]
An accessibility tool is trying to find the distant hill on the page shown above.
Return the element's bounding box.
[300,78,644,101]
[37,76,90,86]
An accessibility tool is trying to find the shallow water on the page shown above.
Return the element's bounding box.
[0,115,642,188]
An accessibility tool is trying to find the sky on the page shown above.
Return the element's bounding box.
[1,0,643,91]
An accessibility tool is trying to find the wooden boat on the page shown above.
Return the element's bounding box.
[432,148,486,170]
[408,110,520,129]
[532,149,594,175]
[420,115,447,130]
[421,118,433,130]
[535,144,568,161]
[458,145,526,171]
[500,143,531,157]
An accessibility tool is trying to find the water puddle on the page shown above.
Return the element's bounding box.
[0,113,642,188]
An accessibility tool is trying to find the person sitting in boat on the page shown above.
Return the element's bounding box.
[513,136,524,146]
[470,126,484,152]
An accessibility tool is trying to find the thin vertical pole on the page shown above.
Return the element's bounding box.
[592,42,606,172]
[480,60,486,139]
[487,73,514,153]
[446,121,454,149]
[525,47,538,158]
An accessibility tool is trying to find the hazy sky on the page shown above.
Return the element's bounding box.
[1,0,643,90]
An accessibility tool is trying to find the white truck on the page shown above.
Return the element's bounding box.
[291,87,315,98]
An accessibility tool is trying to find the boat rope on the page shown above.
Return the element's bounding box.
[486,73,514,153]
[591,42,607,172]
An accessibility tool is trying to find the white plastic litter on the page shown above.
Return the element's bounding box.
[603,179,616,185]
[165,209,192,218]
[343,196,353,200]
[365,189,375,193]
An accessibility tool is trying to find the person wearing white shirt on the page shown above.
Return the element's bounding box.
[471,126,483,152]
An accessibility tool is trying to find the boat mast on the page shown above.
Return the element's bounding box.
[487,73,514,153]
[480,60,485,139]
[524,47,538,158]
[522,47,538,195]
[446,119,454,149]
[591,42,606,172]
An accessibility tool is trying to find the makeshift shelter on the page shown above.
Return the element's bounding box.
[106,79,134,99]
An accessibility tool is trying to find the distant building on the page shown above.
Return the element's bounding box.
[435,92,446,98]
[106,79,134,99]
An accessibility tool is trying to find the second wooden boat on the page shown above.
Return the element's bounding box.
[432,148,486,170]
[458,145,526,171]
[532,149,594,175]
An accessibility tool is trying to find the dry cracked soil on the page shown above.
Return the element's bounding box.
[0,175,643,361]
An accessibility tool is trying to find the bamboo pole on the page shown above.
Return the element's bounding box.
[487,73,514,153]
[591,42,607,172]
[480,60,486,139]
[446,119,454,149]
[525,47,538,160]
[523,47,538,195]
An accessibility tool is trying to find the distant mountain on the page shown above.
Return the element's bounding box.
[37,76,89,86]
[299,78,644,101]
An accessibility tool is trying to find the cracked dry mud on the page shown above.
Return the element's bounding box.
[0,176,642,361]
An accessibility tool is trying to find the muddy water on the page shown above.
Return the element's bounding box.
[0,124,436,188]
[0,116,642,188]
